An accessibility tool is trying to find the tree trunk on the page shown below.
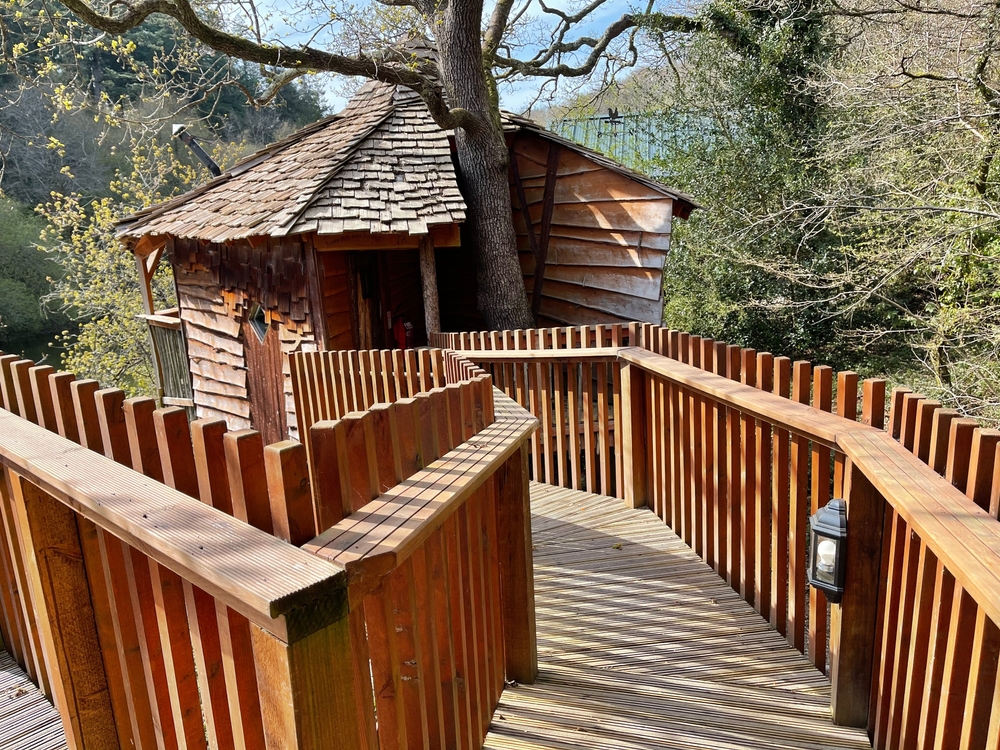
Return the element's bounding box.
[437,0,535,331]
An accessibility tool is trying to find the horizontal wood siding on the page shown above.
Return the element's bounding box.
[175,265,252,430]
[172,237,321,440]
[510,134,673,326]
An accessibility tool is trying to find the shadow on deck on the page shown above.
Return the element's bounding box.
[486,483,871,750]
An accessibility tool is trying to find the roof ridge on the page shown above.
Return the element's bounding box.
[117,82,400,235]
[271,102,400,236]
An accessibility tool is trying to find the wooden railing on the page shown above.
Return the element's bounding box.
[141,307,195,408]
[445,323,1000,749]
[0,346,537,750]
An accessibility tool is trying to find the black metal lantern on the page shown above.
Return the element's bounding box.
[808,499,848,604]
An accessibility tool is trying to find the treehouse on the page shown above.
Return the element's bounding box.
[115,81,696,442]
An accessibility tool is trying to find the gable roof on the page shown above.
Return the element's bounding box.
[117,82,466,242]
[118,82,698,243]
[500,111,699,219]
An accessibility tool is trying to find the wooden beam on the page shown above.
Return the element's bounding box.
[829,458,886,727]
[531,143,561,321]
[8,471,120,749]
[495,441,538,684]
[510,142,543,283]
[250,616,364,750]
[621,361,649,509]
[303,238,329,350]
[418,235,441,336]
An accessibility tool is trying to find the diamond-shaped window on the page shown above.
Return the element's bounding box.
[249,304,268,343]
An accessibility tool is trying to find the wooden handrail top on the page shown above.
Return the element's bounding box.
[619,347,875,450]
[0,408,348,644]
[139,313,182,330]
[841,429,1000,627]
[305,391,537,601]
[454,347,621,363]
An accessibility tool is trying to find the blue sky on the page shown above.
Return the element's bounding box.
[244,0,688,114]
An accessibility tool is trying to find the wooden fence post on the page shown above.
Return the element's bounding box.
[250,616,362,750]
[621,361,648,509]
[495,441,538,684]
[830,458,886,727]
[7,471,120,749]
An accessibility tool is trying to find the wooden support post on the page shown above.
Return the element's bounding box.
[830,458,886,727]
[8,472,120,749]
[495,442,538,684]
[418,235,441,338]
[621,361,648,509]
[250,616,363,750]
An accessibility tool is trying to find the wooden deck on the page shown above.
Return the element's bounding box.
[486,483,871,750]
[0,650,65,749]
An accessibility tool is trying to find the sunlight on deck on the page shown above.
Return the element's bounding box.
[0,650,65,749]
[485,483,871,750]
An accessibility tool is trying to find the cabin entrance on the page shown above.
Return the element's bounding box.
[316,249,429,351]
[242,305,287,444]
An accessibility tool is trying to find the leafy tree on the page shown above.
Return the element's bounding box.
[37,133,246,393]
[38,0,702,329]
[0,195,66,350]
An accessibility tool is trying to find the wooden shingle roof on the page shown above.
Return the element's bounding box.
[117,82,466,242]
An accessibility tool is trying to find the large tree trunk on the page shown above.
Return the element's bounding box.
[437,0,535,330]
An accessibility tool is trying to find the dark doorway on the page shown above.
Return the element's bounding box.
[242,304,287,445]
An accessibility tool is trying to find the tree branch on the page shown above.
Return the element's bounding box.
[54,0,487,133]
[494,12,699,78]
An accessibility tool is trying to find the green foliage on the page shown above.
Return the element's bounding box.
[0,196,67,350]
[38,134,244,395]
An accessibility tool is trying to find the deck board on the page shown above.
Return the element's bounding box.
[0,650,65,749]
[485,483,871,750]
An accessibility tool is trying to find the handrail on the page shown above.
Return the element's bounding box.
[842,429,1000,626]
[0,407,348,643]
[455,347,621,363]
[618,346,871,450]
[305,391,537,602]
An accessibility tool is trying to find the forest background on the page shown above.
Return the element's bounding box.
[2,0,999,423]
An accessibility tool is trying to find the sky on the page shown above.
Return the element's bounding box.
[240,0,689,115]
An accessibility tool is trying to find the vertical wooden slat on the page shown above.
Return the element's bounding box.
[788,360,811,653]
[810,365,833,673]
[152,409,210,750]
[739,349,757,606]
[771,356,791,635]
[754,352,773,617]
[700,338,716,569]
[621,362,648,509]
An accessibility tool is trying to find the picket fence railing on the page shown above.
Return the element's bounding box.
[0,346,537,750]
[439,322,1000,749]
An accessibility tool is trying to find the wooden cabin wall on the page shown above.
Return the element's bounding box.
[510,135,674,326]
[173,263,252,430]
[170,236,319,441]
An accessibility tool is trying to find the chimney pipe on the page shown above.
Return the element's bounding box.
[172,124,222,177]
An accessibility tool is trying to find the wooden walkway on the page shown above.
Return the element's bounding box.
[485,483,872,750]
[0,650,65,749]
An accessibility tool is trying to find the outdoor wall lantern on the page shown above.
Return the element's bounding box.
[807,499,848,604]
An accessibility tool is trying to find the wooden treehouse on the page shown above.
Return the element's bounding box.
[2,321,1000,750]
[115,80,696,444]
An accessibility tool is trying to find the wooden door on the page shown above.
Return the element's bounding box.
[242,306,287,445]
